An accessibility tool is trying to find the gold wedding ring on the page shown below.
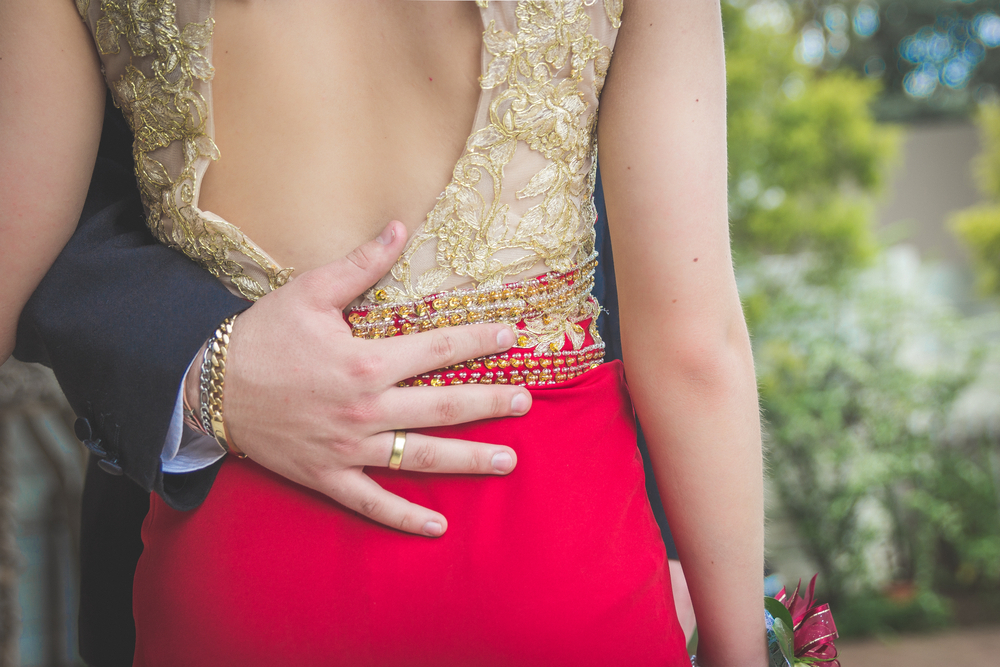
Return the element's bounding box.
[388,431,406,470]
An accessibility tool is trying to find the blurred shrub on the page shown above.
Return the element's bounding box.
[834,588,953,637]
[951,103,1000,295]
[744,251,998,635]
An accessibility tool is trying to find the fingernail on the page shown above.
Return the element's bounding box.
[492,452,514,473]
[496,327,515,348]
[511,392,530,415]
[377,222,396,245]
[422,521,444,537]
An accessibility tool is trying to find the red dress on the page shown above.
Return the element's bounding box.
[132,360,689,666]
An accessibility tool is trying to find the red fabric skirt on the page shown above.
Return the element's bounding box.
[132,361,689,666]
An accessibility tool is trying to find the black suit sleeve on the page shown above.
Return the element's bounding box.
[13,96,248,511]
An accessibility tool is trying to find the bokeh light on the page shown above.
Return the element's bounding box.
[796,25,826,66]
[903,64,939,98]
[864,55,887,77]
[824,5,849,33]
[829,32,851,57]
[853,3,880,38]
[745,0,794,34]
[941,56,974,88]
[898,13,1000,96]
[759,186,787,211]
[975,12,1000,48]
[782,74,806,99]
[737,173,761,201]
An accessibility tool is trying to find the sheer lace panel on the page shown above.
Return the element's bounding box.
[75,0,289,300]
[75,1,621,304]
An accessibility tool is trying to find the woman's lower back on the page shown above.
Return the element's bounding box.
[132,361,689,666]
[201,0,484,272]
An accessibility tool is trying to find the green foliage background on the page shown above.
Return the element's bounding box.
[724,1,897,274]
[721,1,1000,636]
[951,103,1000,295]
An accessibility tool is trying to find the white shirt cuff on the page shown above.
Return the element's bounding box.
[160,355,225,473]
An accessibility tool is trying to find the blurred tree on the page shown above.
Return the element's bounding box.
[746,252,993,635]
[950,103,1000,294]
[787,0,1000,121]
[723,1,899,281]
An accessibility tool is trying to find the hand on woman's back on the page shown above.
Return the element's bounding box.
[217,222,533,536]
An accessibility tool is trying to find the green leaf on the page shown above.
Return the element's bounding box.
[766,597,796,663]
[686,626,698,657]
[765,596,795,637]
[772,617,795,664]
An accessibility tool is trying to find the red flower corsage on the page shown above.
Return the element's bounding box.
[769,574,840,666]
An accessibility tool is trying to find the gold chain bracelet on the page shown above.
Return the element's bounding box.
[207,315,247,459]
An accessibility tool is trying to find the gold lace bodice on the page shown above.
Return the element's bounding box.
[75,0,621,313]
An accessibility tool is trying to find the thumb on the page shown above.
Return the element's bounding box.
[298,221,407,311]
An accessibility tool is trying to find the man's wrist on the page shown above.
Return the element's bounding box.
[161,345,226,474]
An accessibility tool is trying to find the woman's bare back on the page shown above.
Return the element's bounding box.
[65,0,618,305]
[202,0,483,273]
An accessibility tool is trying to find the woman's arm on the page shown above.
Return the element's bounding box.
[598,2,765,665]
[0,0,106,362]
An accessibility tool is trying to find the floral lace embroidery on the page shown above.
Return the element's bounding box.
[478,0,622,27]
[374,0,617,303]
[78,1,620,309]
[604,0,623,29]
[369,0,620,353]
[82,0,291,300]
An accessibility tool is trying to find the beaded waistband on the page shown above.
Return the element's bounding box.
[346,258,606,387]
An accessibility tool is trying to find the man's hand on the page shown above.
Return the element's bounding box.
[215,221,530,537]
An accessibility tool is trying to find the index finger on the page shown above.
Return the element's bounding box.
[367,324,517,385]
